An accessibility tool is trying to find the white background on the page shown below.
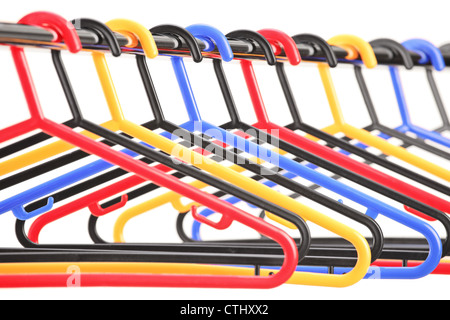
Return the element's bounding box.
[0,0,449,300]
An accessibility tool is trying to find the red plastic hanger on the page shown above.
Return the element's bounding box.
[239,29,450,218]
[238,29,450,274]
[0,11,299,289]
[26,151,208,243]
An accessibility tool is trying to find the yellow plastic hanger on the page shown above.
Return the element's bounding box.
[0,20,294,239]
[0,22,158,176]
[310,34,450,182]
[0,123,120,176]
[0,262,333,283]
[113,148,297,241]
[89,19,372,287]
[0,262,260,275]
[1,20,371,287]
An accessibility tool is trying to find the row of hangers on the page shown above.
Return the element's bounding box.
[0,11,449,289]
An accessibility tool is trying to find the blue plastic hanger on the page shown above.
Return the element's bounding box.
[332,40,450,157]
[309,39,450,163]
[1,24,443,279]
[166,24,444,279]
[389,39,450,148]
[0,145,155,220]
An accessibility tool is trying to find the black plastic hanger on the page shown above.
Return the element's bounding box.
[12,18,315,273]
[254,33,450,258]
[10,21,385,266]
[209,30,450,257]
[353,38,450,160]
[81,24,386,266]
[23,25,449,265]
[277,34,450,197]
[425,64,450,134]
[419,43,450,135]
[173,209,437,265]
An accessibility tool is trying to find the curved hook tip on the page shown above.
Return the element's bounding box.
[106,19,159,59]
[369,38,414,70]
[402,39,445,71]
[18,11,82,54]
[186,24,234,62]
[12,197,55,221]
[150,25,203,63]
[292,33,338,68]
[258,29,302,66]
[71,18,122,57]
[328,34,378,69]
[226,30,277,66]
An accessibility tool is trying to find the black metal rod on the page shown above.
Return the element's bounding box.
[0,22,444,67]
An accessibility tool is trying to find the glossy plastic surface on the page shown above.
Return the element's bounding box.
[389,39,450,148]
[0,12,299,289]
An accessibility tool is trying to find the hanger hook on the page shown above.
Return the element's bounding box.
[185,24,234,62]
[71,18,122,57]
[328,34,378,69]
[402,39,445,71]
[88,195,129,217]
[12,197,55,221]
[150,25,203,63]
[257,29,301,66]
[18,11,82,53]
[53,17,123,123]
[226,30,277,66]
[106,19,158,59]
[369,38,414,70]
[291,33,338,68]
[190,205,233,230]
